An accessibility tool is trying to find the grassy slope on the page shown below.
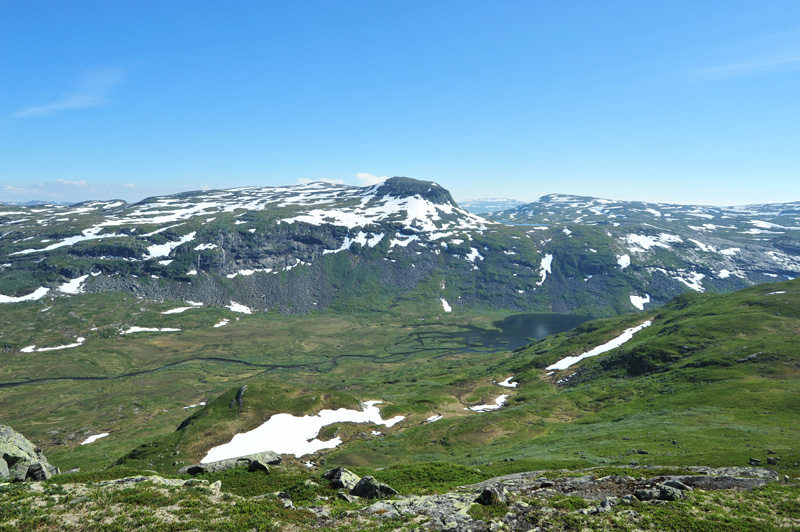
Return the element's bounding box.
[0,276,798,483]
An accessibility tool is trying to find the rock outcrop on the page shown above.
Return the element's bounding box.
[0,425,59,482]
[178,451,280,475]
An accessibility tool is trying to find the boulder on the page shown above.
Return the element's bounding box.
[323,467,361,491]
[0,425,59,482]
[350,476,398,499]
[248,459,271,473]
[475,485,508,506]
[635,483,685,502]
[178,451,281,475]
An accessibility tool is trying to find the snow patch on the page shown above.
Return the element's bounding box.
[466,395,509,412]
[440,298,452,312]
[81,433,110,445]
[146,231,196,258]
[121,327,181,334]
[630,294,650,311]
[57,275,90,295]
[498,377,518,388]
[226,302,253,314]
[546,321,652,371]
[536,254,553,285]
[201,400,405,461]
[0,286,50,304]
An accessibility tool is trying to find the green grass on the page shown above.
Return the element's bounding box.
[0,278,798,489]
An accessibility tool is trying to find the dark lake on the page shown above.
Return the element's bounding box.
[473,313,591,350]
[416,313,593,353]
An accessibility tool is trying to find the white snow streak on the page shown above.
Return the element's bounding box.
[546,321,652,371]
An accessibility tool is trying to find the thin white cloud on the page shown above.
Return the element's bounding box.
[13,67,126,118]
[693,53,800,78]
[55,179,87,188]
[297,178,344,185]
[1,180,136,202]
[353,172,388,186]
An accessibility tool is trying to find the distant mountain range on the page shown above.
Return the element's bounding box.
[1,178,798,316]
[458,198,528,213]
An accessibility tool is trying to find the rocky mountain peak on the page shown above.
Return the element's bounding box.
[374,177,456,206]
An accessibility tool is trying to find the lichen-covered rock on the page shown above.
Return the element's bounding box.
[0,425,59,482]
[178,451,281,475]
[95,475,221,493]
[475,485,508,506]
[350,476,398,499]
[323,467,361,491]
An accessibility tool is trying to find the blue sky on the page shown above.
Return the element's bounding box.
[1,1,798,205]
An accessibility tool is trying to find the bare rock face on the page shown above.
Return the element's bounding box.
[0,425,59,482]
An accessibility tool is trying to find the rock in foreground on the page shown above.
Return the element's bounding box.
[0,425,59,482]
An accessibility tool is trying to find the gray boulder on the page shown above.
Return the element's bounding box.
[475,485,508,506]
[323,467,361,491]
[248,459,271,474]
[634,483,685,502]
[178,451,281,475]
[0,425,59,482]
[350,476,398,499]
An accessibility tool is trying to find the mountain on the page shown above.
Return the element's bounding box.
[458,198,528,213]
[0,182,798,530]
[3,178,799,317]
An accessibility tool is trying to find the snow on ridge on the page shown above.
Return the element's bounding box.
[546,321,652,371]
[11,227,119,256]
[281,192,490,237]
[146,231,196,258]
[323,231,385,255]
[625,233,682,253]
